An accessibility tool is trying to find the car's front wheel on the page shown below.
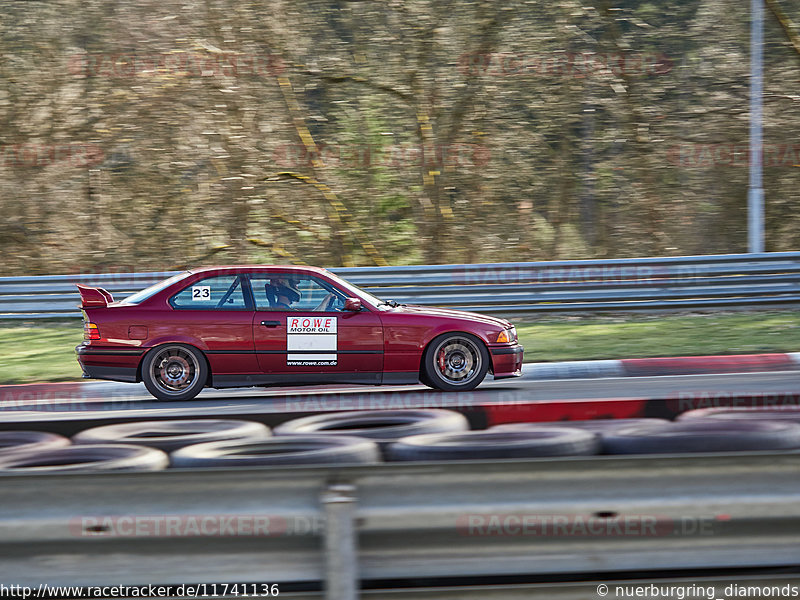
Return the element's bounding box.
[141,344,208,401]
[421,333,490,392]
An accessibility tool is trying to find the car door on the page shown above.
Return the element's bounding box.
[165,273,259,381]
[248,271,384,383]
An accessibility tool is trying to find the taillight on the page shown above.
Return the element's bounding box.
[84,322,101,341]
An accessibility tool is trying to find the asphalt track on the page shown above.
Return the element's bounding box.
[1,370,797,417]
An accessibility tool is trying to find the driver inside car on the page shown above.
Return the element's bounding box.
[266,278,301,309]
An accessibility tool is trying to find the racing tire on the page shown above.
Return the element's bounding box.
[677,406,800,424]
[601,420,800,454]
[385,428,601,461]
[141,344,208,401]
[73,419,271,452]
[273,409,469,447]
[170,435,381,468]
[421,332,490,392]
[0,430,71,456]
[0,444,169,473]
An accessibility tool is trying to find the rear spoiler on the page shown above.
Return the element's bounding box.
[77,284,114,308]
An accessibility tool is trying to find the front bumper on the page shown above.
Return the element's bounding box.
[490,344,524,379]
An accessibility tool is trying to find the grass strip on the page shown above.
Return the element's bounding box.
[0,311,798,384]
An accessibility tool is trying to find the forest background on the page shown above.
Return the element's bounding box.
[1,0,799,275]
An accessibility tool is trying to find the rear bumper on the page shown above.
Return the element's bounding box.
[490,344,524,379]
[75,344,141,383]
[80,364,139,383]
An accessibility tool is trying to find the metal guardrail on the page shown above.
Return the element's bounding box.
[2,252,800,318]
[1,452,799,591]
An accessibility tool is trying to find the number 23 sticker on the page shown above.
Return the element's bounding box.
[192,286,211,300]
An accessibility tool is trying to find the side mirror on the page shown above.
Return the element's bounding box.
[343,298,362,312]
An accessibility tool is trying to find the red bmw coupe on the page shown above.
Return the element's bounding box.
[76,266,523,401]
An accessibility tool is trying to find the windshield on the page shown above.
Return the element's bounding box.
[325,272,387,309]
[123,272,191,305]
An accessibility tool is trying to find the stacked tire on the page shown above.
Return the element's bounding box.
[4,406,800,473]
[170,436,381,468]
[173,409,472,466]
[267,410,602,462]
[0,445,170,473]
[385,428,601,461]
[72,418,272,451]
[0,429,169,473]
[0,419,272,474]
[491,413,800,455]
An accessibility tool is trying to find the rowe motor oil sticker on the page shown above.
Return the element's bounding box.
[286,317,337,366]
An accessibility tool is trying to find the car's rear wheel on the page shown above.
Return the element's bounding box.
[141,344,208,401]
[421,333,489,392]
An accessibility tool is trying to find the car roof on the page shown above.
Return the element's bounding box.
[187,265,332,276]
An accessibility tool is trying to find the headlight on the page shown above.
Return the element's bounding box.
[496,327,516,343]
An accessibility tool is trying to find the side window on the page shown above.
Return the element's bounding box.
[170,275,247,310]
[249,274,346,311]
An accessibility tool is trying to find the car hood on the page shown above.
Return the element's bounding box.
[384,304,512,329]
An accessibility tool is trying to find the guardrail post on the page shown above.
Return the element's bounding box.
[321,483,359,600]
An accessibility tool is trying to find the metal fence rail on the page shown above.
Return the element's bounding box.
[1,452,799,590]
[2,252,800,318]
